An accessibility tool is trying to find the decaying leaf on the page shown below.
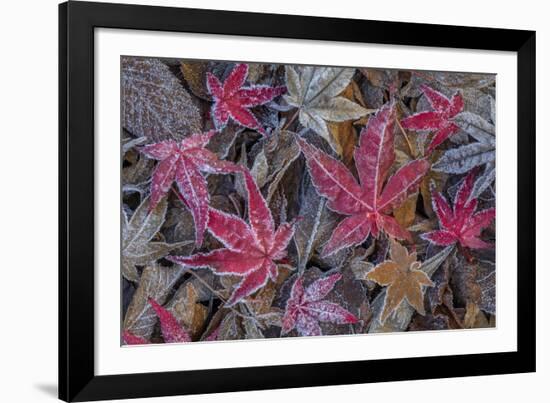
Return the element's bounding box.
[122,196,190,282]
[433,112,496,199]
[369,245,454,332]
[123,263,185,342]
[367,239,434,323]
[284,66,372,153]
[122,57,201,141]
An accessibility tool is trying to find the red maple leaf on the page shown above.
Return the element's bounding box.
[207,63,286,135]
[281,273,358,337]
[422,170,495,249]
[298,102,430,257]
[169,170,296,306]
[141,130,239,246]
[148,298,192,343]
[122,331,149,345]
[400,84,464,154]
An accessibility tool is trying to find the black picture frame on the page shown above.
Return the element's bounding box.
[59,1,536,401]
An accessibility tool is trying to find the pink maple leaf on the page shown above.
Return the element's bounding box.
[400,84,464,154]
[141,130,239,246]
[298,102,430,257]
[422,170,495,249]
[122,331,150,345]
[281,273,358,337]
[207,63,286,135]
[169,170,296,306]
[148,298,192,343]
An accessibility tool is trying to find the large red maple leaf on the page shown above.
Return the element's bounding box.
[141,130,239,247]
[169,170,296,306]
[298,102,430,257]
[281,273,358,337]
[207,63,286,135]
[422,170,495,249]
[400,84,464,154]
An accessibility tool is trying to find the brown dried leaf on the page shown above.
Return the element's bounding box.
[166,282,208,339]
[122,57,201,141]
[123,263,184,341]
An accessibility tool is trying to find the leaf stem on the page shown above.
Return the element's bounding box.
[395,117,416,158]
[185,268,262,325]
[282,109,300,131]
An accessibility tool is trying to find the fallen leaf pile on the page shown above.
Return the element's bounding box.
[121,57,496,344]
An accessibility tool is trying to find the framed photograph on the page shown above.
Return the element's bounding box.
[59,1,536,401]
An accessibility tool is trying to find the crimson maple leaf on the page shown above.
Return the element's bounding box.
[207,63,286,135]
[422,170,495,249]
[169,170,296,306]
[148,298,192,343]
[141,130,239,246]
[400,84,464,154]
[298,102,430,257]
[281,273,358,337]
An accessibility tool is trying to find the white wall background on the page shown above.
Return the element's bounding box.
[0,0,546,402]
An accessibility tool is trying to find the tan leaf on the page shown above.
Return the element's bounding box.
[166,282,209,339]
[367,239,435,324]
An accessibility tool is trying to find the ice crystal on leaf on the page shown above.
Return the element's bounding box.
[169,170,296,306]
[148,298,192,343]
[207,63,286,135]
[400,84,464,154]
[281,273,358,337]
[367,239,434,323]
[298,102,430,257]
[422,170,495,249]
[141,130,239,246]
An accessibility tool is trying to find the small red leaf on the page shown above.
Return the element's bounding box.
[141,130,239,246]
[148,298,191,343]
[282,273,357,337]
[400,85,464,154]
[424,171,494,249]
[207,63,286,135]
[123,331,150,345]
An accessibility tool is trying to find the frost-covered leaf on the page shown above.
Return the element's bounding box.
[432,112,496,198]
[123,263,184,342]
[281,273,358,337]
[170,170,297,305]
[298,102,429,257]
[284,66,372,153]
[369,245,454,332]
[433,142,494,174]
[148,298,192,343]
[367,239,434,323]
[165,281,208,339]
[422,171,495,249]
[400,85,464,154]
[122,196,190,282]
[122,57,201,141]
[141,131,240,246]
[207,63,286,135]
